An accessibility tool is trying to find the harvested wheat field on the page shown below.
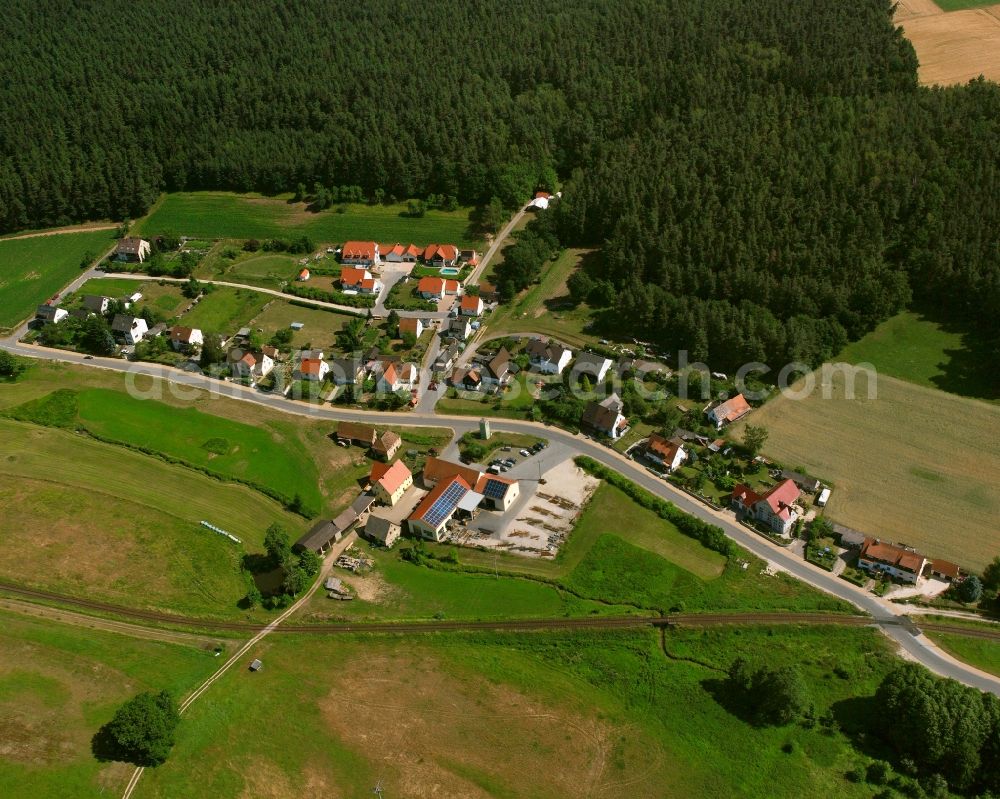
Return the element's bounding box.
[734,367,1000,570]
[896,1,1000,85]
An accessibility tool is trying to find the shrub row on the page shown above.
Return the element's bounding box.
[574,456,735,557]
[283,284,375,308]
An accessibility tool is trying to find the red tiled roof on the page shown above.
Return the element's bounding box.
[444,279,460,293]
[759,479,799,521]
[371,459,412,496]
[535,191,551,199]
[399,318,422,334]
[646,433,684,464]
[422,456,482,488]
[361,278,377,290]
[861,538,927,575]
[931,560,960,579]
[712,393,752,424]
[341,267,370,287]
[381,363,398,386]
[731,484,762,507]
[342,241,377,260]
[299,358,324,376]
[418,276,444,294]
[460,295,482,311]
[423,243,458,262]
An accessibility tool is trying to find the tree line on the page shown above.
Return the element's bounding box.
[2,0,998,374]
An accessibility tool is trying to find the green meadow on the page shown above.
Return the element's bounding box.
[136,192,481,247]
[0,229,115,329]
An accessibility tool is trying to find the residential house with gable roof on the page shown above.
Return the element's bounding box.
[526,338,572,375]
[422,243,459,268]
[341,241,380,266]
[581,393,629,439]
[730,479,800,536]
[859,538,928,584]
[644,433,688,473]
[369,459,414,507]
[706,393,752,429]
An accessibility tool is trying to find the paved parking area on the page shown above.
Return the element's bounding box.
[450,456,600,557]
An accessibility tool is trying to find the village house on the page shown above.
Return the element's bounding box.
[581,393,629,440]
[35,305,68,324]
[296,357,330,382]
[115,236,151,262]
[858,538,928,584]
[364,515,402,548]
[169,325,203,352]
[706,393,752,429]
[369,459,414,507]
[434,342,460,372]
[459,294,484,317]
[644,433,688,473]
[417,276,447,300]
[228,348,275,383]
[294,493,376,554]
[446,316,472,340]
[422,243,459,268]
[82,295,111,314]
[460,249,479,267]
[377,362,416,393]
[297,267,310,281]
[341,266,381,294]
[449,366,482,391]
[112,314,148,345]
[572,351,614,383]
[528,190,551,211]
[477,281,499,304]
[399,317,424,338]
[329,356,366,386]
[481,347,511,387]
[526,338,572,375]
[930,560,961,582]
[335,422,377,447]
[730,479,800,536]
[380,242,421,263]
[340,241,380,266]
[372,430,402,461]
[421,456,483,489]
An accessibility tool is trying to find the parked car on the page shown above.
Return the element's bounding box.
[519,449,531,457]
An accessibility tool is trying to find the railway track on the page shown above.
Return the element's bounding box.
[5,579,996,641]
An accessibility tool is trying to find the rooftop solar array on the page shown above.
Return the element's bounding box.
[422,480,468,528]
[481,478,510,500]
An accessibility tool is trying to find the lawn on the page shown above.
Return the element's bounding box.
[248,299,354,350]
[175,286,269,334]
[925,630,1000,677]
[295,540,634,624]
[134,625,895,799]
[136,191,481,247]
[733,369,1000,570]
[836,310,997,401]
[0,229,116,330]
[73,388,324,513]
[72,276,147,299]
[0,418,303,619]
[934,0,999,10]
[0,610,220,799]
[488,248,600,348]
[194,246,301,289]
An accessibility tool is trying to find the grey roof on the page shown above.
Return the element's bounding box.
[832,524,866,547]
[780,470,822,492]
[294,519,337,552]
[111,314,140,333]
[82,295,110,311]
[351,493,377,514]
[573,351,612,373]
[365,515,400,542]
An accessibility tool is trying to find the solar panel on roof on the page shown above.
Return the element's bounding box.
[422,480,468,527]
[482,478,508,500]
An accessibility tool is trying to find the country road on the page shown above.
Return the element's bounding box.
[3,306,1000,693]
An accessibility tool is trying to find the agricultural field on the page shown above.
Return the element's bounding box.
[0,228,115,330]
[0,610,220,799]
[136,191,481,247]
[174,286,269,334]
[895,0,1000,85]
[734,368,1000,570]
[248,299,353,350]
[0,418,303,619]
[836,310,997,401]
[135,625,896,799]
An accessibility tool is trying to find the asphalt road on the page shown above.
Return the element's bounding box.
[3,337,999,694]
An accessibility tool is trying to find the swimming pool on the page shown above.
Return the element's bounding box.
[440,267,460,277]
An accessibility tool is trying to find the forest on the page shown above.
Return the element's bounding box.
[1,0,997,371]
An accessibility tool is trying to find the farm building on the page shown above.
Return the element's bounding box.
[365,515,402,548]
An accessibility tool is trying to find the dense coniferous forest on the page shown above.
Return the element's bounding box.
[2,0,998,369]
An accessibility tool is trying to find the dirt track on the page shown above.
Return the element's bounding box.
[895,1,1000,85]
[0,223,117,241]
[4,579,999,642]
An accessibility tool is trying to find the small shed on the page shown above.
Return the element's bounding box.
[249,659,263,672]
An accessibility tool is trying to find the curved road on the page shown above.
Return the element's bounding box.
[3,337,1000,694]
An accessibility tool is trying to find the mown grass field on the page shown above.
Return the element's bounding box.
[926,630,1000,677]
[934,0,1000,11]
[135,625,895,799]
[0,610,220,799]
[73,276,146,299]
[0,229,115,329]
[175,286,269,334]
[734,369,1000,570]
[136,191,481,247]
[0,418,304,618]
[248,299,353,350]
[836,310,996,401]
[488,247,599,348]
[203,251,300,288]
